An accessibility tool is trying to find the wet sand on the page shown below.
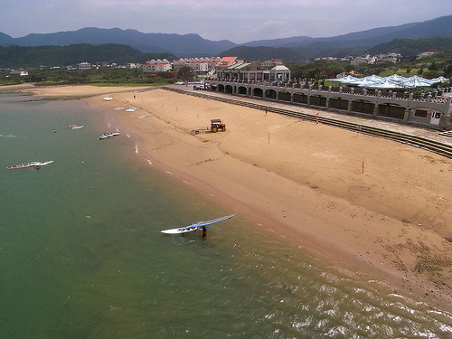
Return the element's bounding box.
[17,84,452,312]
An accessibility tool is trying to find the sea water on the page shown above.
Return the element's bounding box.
[1,92,451,338]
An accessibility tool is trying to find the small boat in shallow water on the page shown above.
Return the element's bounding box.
[6,163,32,170]
[69,124,84,129]
[161,214,237,234]
[6,160,53,169]
[29,161,54,166]
[97,132,120,140]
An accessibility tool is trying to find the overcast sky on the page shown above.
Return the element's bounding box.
[1,0,451,43]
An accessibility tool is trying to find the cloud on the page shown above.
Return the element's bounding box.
[0,0,450,43]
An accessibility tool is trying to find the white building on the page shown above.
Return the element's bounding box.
[418,50,442,58]
[143,59,171,73]
[172,57,220,74]
[78,62,92,70]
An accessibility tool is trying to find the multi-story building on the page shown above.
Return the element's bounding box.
[215,57,291,83]
[78,62,92,70]
[143,59,171,73]
[172,57,221,75]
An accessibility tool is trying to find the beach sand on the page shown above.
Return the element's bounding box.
[19,84,452,312]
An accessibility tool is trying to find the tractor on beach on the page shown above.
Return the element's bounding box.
[191,119,227,134]
[210,119,226,133]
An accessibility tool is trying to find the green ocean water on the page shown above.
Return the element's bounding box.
[1,92,451,338]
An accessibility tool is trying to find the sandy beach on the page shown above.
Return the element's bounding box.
[16,84,452,312]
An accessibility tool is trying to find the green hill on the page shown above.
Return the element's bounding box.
[0,43,176,68]
[369,37,452,56]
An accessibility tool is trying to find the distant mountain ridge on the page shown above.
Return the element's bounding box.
[0,14,451,58]
[4,27,236,58]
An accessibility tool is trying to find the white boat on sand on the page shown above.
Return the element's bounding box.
[97,132,120,140]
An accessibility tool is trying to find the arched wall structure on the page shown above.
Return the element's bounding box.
[207,80,452,128]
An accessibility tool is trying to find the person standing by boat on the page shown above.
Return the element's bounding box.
[199,226,207,237]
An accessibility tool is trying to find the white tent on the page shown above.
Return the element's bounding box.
[365,79,405,89]
[330,75,361,84]
[402,75,433,88]
[384,74,407,82]
[430,76,449,84]
[357,79,381,87]
[330,73,444,89]
[363,74,383,82]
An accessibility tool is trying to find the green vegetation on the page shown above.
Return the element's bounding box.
[1,38,450,88]
[0,67,180,86]
[0,43,176,68]
[369,37,452,57]
[287,53,451,81]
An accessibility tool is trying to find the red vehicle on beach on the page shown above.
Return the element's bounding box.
[210,119,226,133]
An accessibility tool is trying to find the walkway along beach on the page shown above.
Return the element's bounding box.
[24,84,452,313]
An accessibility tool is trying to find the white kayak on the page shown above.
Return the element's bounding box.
[161,214,236,234]
[7,160,53,169]
[98,132,120,140]
[29,160,54,166]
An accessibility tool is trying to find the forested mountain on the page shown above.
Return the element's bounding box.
[5,28,235,58]
[253,15,452,59]
[0,32,15,45]
[0,44,176,68]
[220,36,452,62]
[2,36,450,69]
[369,37,452,56]
[0,15,450,58]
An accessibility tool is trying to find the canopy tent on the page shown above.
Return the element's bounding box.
[401,75,434,88]
[363,74,383,82]
[330,75,361,84]
[384,74,407,82]
[329,73,444,89]
[365,79,405,89]
[430,76,449,84]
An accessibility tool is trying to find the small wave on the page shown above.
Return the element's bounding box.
[0,134,17,138]
[145,159,152,165]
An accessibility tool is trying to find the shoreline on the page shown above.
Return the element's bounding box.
[13,84,452,313]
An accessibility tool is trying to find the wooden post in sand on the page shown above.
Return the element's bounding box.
[268,133,271,144]
[361,161,365,174]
